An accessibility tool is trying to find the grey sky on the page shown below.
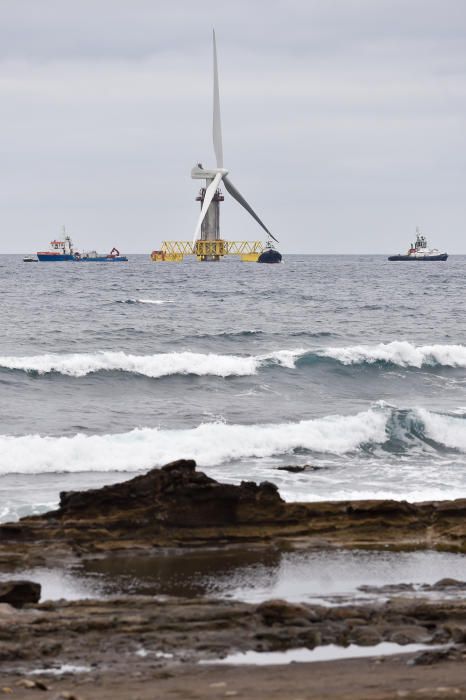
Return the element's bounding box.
[1,0,465,253]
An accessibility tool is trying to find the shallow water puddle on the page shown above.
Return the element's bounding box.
[201,642,439,666]
[3,548,466,603]
[29,664,92,676]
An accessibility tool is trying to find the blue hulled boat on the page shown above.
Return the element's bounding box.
[37,234,75,261]
[76,248,128,262]
[37,230,127,262]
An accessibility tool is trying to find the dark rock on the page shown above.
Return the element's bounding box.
[276,464,321,473]
[17,679,48,690]
[257,599,318,626]
[431,578,466,590]
[0,642,25,661]
[358,583,415,594]
[56,459,284,529]
[0,595,465,673]
[388,626,430,645]
[328,606,372,622]
[258,480,279,494]
[349,625,382,646]
[410,647,454,665]
[2,460,466,558]
[0,580,41,608]
[277,466,307,473]
[448,626,466,643]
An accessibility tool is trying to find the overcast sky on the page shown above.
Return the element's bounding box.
[1,0,465,253]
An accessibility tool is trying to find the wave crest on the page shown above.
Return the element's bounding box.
[0,351,263,378]
[316,341,466,368]
[1,406,465,474]
[0,349,304,378]
[1,342,465,379]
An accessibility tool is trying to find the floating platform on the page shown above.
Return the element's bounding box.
[151,240,265,262]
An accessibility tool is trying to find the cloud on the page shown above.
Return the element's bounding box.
[0,0,465,253]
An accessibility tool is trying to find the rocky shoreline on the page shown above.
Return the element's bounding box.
[1,460,466,699]
[2,591,466,699]
[2,593,466,666]
[1,460,465,568]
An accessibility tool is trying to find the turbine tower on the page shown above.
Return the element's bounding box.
[191,30,278,261]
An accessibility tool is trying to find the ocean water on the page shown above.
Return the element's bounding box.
[1,253,466,522]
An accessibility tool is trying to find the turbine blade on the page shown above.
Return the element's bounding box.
[212,29,223,168]
[192,172,224,245]
[223,176,278,242]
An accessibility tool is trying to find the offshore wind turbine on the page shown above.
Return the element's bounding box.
[191,30,280,261]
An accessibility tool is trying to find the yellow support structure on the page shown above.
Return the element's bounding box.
[163,241,195,255]
[150,240,265,262]
[227,241,264,255]
[240,253,260,262]
[195,239,227,258]
[150,251,184,262]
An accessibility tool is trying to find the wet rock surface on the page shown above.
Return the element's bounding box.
[410,645,466,666]
[0,580,41,608]
[0,595,465,670]
[358,579,466,596]
[275,464,321,473]
[2,461,466,698]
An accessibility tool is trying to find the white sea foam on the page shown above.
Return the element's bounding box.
[0,408,388,474]
[135,298,173,304]
[0,349,304,378]
[0,351,260,378]
[418,408,466,451]
[1,405,465,476]
[1,343,463,379]
[119,298,173,304]
[262,348,305,368]
[319,341,466,368]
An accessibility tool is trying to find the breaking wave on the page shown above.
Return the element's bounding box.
[314,341,466,368]
[0,349,303,378]
[1,342,465,379]
[0,405,465,474]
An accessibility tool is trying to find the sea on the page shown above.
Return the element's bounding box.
[1,253,466,524]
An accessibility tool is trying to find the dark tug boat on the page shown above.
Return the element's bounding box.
[388,229,448,261]
[258,241,282,264]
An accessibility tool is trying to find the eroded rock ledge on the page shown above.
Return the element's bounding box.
[1,595,466,668]
[0,459,465,566]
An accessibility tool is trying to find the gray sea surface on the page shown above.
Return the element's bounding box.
[1,253,466,520]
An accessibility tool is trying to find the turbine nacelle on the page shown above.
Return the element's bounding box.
[191,165,229,180]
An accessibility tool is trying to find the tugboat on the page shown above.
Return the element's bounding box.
[257,240,282,264]
[388,229,448,261]
[37,229,127,262]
